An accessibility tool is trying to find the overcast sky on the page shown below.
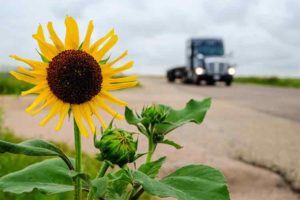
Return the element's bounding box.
[1,0,300,77]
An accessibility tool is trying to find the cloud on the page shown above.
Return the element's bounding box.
[0,0,300,77]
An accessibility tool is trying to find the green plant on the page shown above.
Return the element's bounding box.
[0,98,230,200]
[0,72,33,95]
[0,110,99,200]
[235,76,300,88]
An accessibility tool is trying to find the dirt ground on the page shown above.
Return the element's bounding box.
[1,77,300,200]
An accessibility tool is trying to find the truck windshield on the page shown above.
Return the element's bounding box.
[193,40,224,56]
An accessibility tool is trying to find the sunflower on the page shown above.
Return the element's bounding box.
[10,16,137,137]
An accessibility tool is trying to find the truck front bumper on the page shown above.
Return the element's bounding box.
[197,74,233,82]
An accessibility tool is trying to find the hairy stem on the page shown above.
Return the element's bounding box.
[131,187,144,200]
[74,119,82,200]
[97,160,109,178]
[145,136,155,163]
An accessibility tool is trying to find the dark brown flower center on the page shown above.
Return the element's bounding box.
[47,50,102,104]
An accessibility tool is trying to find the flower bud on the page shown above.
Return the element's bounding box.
[141,105,168,127]
[96,128,137,167]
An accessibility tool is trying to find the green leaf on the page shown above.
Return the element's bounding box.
[156,98,211,135]
[125,106,141,125]
[106,169,133,200]
[133,165,230,200]
[138,157,166,178]
[89,177,108,199]
[160,139,183,149]
[99,55,111,65]
[0,158,74,195]
[0,139,73,170]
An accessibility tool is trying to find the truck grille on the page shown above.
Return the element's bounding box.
[206,63,228,75]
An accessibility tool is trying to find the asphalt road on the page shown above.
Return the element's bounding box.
[174,80,300,122]
[1,77,300,200]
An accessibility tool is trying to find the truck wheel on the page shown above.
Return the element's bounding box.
[181,76,191,84]
[207,80,216,86]
[225,80,232,86]
[167,76,175,82]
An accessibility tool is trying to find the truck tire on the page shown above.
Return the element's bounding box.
[225,80,232,86]
[207,80,216,86]
[167,76,175,82]
[166,71,175,82]
[168,77,175,83]
[181,76,192,84]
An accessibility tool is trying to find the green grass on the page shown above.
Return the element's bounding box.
[0,72,33,95]
[0,109,101,200]
[235,76,300,88]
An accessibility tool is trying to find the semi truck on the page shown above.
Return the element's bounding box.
[166,38,236,86]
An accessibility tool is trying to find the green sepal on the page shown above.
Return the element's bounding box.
[36,49,49,63]
[78,41,84,50]
[99,55,111,65]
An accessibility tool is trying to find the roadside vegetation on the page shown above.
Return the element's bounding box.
[235,76,300,88]
[0,109,101,200]
[0,72,32,95]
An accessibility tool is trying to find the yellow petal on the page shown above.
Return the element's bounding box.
[65,16,79,49]
[55,103,70,131]
[109,75,137,83]
[47,22,65,52]
[104,61,134,75]
[81,103,95,133]
[89,29,114,53]
[88,102,107,128]
[39,100,62,126]
[107,50,128,66]
[10,55,48,70]
[30,95,56,115]
[10,71,38,85]
[17,66,46,78]
[35,24,46,40]
[21,82,48,96]
[93,35,118,61]
[82,20,94,51]
[99,91,127,106]
[73,105,89,137]
[104,81,138,91]
[26,90,51,113]
[33,25,58,60]
[93,97,123,119]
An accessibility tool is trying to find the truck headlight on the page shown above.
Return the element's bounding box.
[195,67,204,75]
[228,67,236,75]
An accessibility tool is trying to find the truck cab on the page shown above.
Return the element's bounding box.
[167,38,236,86]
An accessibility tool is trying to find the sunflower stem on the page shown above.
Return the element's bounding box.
[74,119,82,200]
[146,136,155,163]
[97,160,109,178]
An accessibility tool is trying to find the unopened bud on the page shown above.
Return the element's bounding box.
[96,128,137,167]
